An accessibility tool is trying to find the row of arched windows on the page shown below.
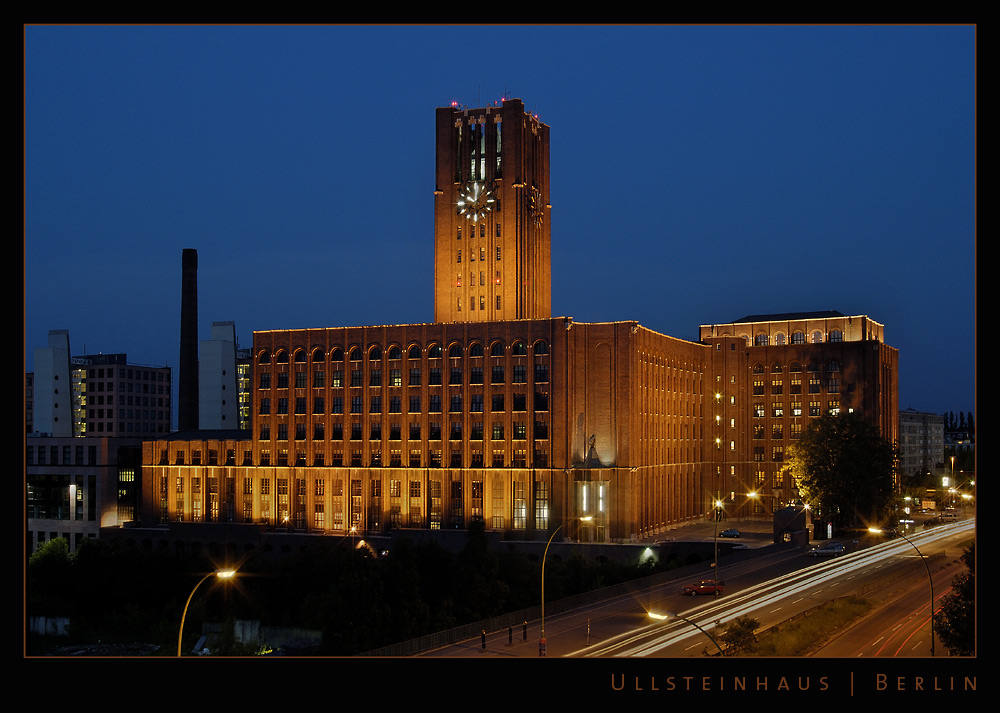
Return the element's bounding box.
[748,329,843,346]
[258,339,549,365]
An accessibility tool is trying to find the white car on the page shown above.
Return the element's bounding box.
[808,542,844,557]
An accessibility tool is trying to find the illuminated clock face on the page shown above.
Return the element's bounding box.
[457,181,495,222]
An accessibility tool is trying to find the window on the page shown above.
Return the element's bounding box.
[409,368,421,386]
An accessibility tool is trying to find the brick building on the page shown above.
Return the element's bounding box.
[138,99,899,546]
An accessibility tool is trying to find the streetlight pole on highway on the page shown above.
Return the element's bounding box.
[177,569,236,657]
[539,516,592,656]
[868,527,936,656]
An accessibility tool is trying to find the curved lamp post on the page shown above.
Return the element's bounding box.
[868,528,935,656]
[648,611,724,656]
[539,516,592,656]
[177,569,236,657]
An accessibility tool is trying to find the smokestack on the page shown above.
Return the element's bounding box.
[179,248,199,431]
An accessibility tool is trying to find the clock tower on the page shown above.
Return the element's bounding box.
[433,98,551,323]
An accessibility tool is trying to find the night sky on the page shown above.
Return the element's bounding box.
[25,25,976,419]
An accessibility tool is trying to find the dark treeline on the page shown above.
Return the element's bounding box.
[28,520,672,655]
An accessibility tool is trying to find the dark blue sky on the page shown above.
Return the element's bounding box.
[25,25,975,417]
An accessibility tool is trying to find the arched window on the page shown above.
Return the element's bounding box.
[275,350,289,364]
[811,331,823,344]
[258,350,271,364]
[533,340,549,355]
[829,329,843,343]
[469,342,484,357]
[828,360,840,372]
[754,333,769,346]
[490,341,505,357]
[512,341,527,356]
[330,347,343,361]
[350,347,362,361]
[752,363,765,374]
[449,343,462,358]
[408,345,421,359]
[791,331,805,344]
[775,333,786,345]
[428,343,442,359]
[369,346,382,361]
[772,363,783,374]
[312,348,325,362]
[789,362,802,373]
[387,346,402,360]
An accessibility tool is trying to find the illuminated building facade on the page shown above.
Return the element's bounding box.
[138,101,900,545]
[434,99,550,323]
[144,318,735,542]
[700,311,900,515]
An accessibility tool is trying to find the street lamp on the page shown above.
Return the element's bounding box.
[713,496,725,584]
[868,528,936,656]
[177,569,236,657]
[539,516,592,656]
[648,611,724,656]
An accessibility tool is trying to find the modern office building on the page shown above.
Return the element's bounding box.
[70,353,172,437]
[899,407,944,477]
[26,434,143,553]
[139,99,900,545]
[199,321,240,430]
[30,330,172,437]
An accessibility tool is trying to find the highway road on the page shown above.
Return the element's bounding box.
[418,518,974,658]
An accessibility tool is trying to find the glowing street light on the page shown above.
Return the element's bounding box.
[539,516,592,656]
[177,569,236,657]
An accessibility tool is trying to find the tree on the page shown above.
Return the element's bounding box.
[786,412,897,530]
[936,543,975,656]
[716,615,760,655]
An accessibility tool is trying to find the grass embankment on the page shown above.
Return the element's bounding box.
[751,596,874,656]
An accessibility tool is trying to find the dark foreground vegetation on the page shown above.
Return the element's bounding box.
[28,520,677,656]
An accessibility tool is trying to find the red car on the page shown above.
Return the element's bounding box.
[682,580,724,596]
